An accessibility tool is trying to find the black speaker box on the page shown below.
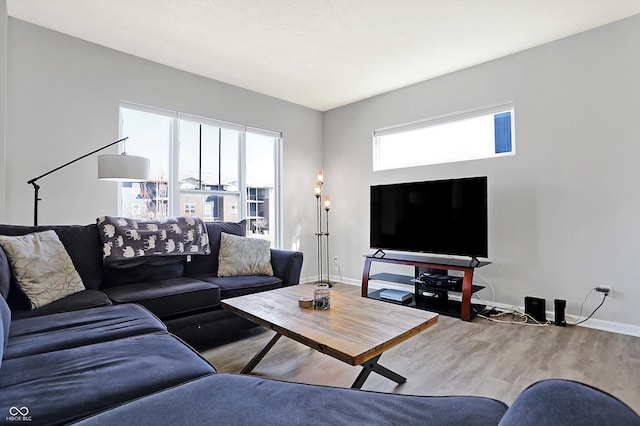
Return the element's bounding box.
[554,299,566,326]
[524,296,546,323]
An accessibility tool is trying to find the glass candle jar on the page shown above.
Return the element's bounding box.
[312,283,330,310]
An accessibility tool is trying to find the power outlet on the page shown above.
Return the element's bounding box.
[596,285,613,300]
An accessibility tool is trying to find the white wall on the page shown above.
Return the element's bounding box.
[3,18,323,280]
[323,15,640,331]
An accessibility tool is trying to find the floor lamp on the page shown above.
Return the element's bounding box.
[314,170,332,286]
[27,137,150,226]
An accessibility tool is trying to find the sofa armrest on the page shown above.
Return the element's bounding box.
[499,379,640,426]
[270,249,303,286]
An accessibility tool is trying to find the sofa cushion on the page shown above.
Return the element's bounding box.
[9,289,112,320]
[218,232,273,277]
[498,379,640,426]
[4,304,166,359]
[192,274,282,299]
[0,230,85,309]
[184,221,246,276]
[102,258,185,288]
[0,332,216,425]
[0,224,104,290]
[74,373,508,426]
[102,278,220,318]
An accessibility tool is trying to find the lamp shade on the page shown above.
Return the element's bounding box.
[98,154,150,182]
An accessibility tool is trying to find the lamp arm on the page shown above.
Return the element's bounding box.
[26,136,129,226]
[26,137,128,185]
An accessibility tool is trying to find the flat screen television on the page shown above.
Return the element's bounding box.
[370,177,488,259]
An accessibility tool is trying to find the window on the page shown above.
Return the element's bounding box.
[177,118,241,224]
[184,203,196,215]
[245,130,278,241]
[119,103,282,247]
[373,104,514,171]
[247,187,269,234]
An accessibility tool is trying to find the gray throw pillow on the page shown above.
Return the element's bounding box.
[0,230,85,309]
[217,232,273,277]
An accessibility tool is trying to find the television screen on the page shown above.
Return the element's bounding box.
[370,177,488,258]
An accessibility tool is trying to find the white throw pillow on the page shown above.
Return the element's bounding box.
[0,230,85,309]
[217,232,273,277]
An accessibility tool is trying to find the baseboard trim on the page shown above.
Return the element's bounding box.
[576,318,640,337]
[333,277,640,338]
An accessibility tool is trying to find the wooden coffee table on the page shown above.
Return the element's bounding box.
[221,285,438,389]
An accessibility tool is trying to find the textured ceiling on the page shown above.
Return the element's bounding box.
[7,0,640,111]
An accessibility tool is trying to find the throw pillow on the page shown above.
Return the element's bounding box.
[0,230,85,309]
[217,232,273,277]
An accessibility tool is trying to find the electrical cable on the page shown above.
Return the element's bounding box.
[333,258,343,282]
[446,269,496,304]
[472,303,551,326]
[474,271,495,303]
[567,288,600,326]
[577,288,594,322]
[572,293,607,326]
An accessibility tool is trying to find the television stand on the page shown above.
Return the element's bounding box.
[371,249,386,258]
[361,253,491,321]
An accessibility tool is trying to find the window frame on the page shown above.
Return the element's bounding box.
[118,102,283,248]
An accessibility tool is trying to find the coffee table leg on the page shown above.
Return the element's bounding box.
[241,332,282,374]
[351,354,407,389]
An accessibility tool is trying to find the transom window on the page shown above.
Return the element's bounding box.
[119,103,282,247]
[373,103,515,171]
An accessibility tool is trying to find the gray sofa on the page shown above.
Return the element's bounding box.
[1,297,638,425]
[0,220,303,347]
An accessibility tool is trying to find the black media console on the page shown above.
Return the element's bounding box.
[361,253,491,321]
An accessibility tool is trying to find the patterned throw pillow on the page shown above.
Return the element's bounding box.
[217,232,273,277]
[0,230,85,309]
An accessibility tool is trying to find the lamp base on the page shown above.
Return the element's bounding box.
[314,280,333,288]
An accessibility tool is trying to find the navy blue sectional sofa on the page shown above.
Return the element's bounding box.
[0,300,218,424]
[0,220,638,425]
[1,297,639,425]
[0,220,303,347]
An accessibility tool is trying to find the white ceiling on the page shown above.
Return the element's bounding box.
[7,0,640,111]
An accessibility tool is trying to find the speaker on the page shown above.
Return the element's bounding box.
[524,296,546,323]
[554,299,566,326]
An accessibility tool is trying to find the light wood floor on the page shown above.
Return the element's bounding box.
[201,283,640,412]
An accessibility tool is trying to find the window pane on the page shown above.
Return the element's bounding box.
[220,128,240,191]
[178,119,241,223]
[246,132,276,243]
[178,120,239,191]
[120,108,171,219]
[178,121,205,189]
[373,106,514,170]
